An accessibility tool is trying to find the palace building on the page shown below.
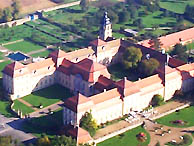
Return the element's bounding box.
[2,12,194,144]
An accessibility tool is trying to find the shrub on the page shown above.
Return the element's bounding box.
[151,94,164,107]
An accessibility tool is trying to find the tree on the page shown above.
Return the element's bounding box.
[80,112,97,137]
[170,44,188,62]
[149,36,162,50]
[118,11,130,23]
[3,8,13,22]
[122,46,142,69]
[184,5,194,20]
[12,0,21,19]
[0,8,3,22]
[139,58,160,76]
[0,136,23,146]
[51,135,76,146]
[80,0,90,12]
[151,94,164,106]
[37,135,51,146]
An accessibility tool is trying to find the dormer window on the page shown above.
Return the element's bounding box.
[102,46,105,50]
[76,58,78,61]
[19,70,23,74]
[48,66,50,70]
[34,70,36,74]
[88,54,90,58]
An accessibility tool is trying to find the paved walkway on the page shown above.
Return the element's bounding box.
[0,114,35,143]
[29,100,64,118]
[146,120,194,146]
[17,98,38,111]
[94,100,192,144]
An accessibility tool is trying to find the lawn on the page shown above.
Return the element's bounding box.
[4,40,43,53]
[107,63,141,81]
[22,108,63,138]
[31,50,51,58]
[165,134,192,146]
[13,99,34,115]
[0,100,15,117]
[0,60,12,77]
[186,42,194,50]
[98,126,150,146]
[156,106,194,128]
[22,84,73,108]
[159,0,194,14]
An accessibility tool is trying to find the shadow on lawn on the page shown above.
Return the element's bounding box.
[7,109,63,137]
[31,84,73,101]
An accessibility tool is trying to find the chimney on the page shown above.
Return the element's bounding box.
[104,89,106,92]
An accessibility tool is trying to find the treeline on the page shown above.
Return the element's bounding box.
[0,0,20,23]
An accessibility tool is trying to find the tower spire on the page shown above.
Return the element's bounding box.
[99,12,112,41]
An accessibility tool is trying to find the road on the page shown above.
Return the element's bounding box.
[0,114,35,143]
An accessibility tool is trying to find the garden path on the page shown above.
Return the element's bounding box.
[94,101,191,144]
[29,100,63,118]
[145,120,194,146]
[17,98,38,111]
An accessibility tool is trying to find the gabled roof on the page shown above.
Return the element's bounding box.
[90,38,106,46]
[139,27,194,49]
[114,77,140,97]
[75,58,106,73]
[2,62,26,77]
[67,127,92,144]
[94,75,114,91]
[64,93,93,113]
[114,77,133,89]
[90,88,121,104]
[49,49,67,58]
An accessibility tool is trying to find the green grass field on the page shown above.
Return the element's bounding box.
[22,108,63,138]
[0,100,15,117]
[31,50,51,58]
[22,84,73,108]
[98,126,150,146]
[156,106,194,128]
[13,99,34,114]
[159,0,194,14]
[4,40,43,53]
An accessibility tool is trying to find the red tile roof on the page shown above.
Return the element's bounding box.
[90,88,121,104]
[49,49,67,58]
[139,27,194,49]
[94,75,114,91]
[90,38,107,46]
[67,127,92,144]
[2,62,26,77]
[64,93,93,113]
[76,58,106,72]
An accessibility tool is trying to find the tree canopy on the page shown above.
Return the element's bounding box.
[122,46,142,69]
[36,135,76,146]
[170,43,188,62]
[138,58,159,76]
[151,94,164,107]
[80,0,90,12]
[80,112,97,137]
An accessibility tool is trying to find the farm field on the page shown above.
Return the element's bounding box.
[159,0,194,14]
[4,40,43,53]
[0,0,57,15]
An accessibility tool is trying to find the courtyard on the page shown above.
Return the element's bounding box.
[12,84,73,115]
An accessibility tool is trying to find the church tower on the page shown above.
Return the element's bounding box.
[99,12,112,41]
